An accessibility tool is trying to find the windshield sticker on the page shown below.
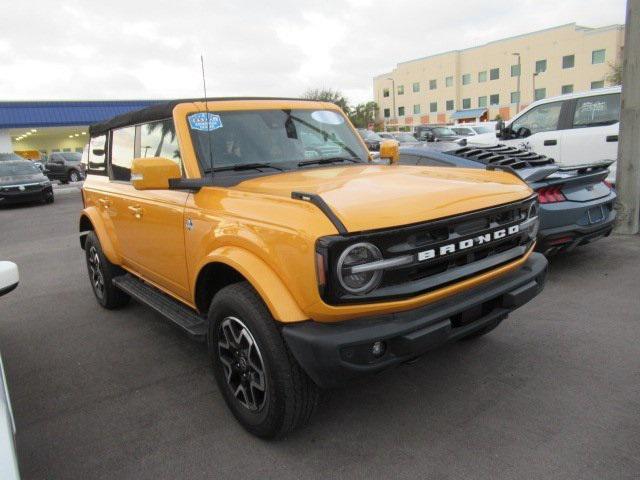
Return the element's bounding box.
[188,112,223,131]
[311,110,344,125]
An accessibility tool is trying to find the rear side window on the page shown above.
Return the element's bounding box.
[86,135,107,176]
[510,102,562,135]
[111,126,136,182]
[572,93,620,128]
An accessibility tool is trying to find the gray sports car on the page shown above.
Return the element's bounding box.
[399,143,616,255]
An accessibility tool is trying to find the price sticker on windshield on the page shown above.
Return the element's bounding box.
[311,110,344,125]
[188,112,223,131]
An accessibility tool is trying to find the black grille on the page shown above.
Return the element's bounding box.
[318,196,536,305]
[450,144,555,169]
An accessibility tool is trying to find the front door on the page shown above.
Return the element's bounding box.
[505,100,564,161]
[106,122,191,301]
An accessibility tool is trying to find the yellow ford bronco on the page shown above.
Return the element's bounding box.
[79,98,547,437]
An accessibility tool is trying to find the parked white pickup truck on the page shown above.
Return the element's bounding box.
[0,261,20,480]
[470,86,620,182]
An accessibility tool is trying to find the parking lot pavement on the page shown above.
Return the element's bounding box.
[0,190,639,480]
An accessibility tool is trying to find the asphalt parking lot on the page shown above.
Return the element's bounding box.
[1,190,639,480]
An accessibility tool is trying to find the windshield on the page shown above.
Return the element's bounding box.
[433,127,456,136]
[361,130,383,141]
[452,128,472,136]
[0,162,41,176]
[471,125,494,134]
[189,109,368,172]
[0,153,26,161]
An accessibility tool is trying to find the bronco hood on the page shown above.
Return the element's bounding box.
[234,165,532,232]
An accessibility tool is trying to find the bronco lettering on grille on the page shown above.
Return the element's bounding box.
[417,225,520,262]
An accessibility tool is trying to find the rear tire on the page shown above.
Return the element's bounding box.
[68,170,81,183]
[207,282,319,438]
[84,232,130,309]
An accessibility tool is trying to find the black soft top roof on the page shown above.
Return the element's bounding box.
[88,97,316,137]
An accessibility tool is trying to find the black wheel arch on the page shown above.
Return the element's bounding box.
[195,262,246,315]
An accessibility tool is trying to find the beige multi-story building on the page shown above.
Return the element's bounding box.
[373,23,624,130]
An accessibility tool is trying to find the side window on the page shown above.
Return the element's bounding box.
[86,135,107,176]
[510,102,562,136]
[572,93,620,128]
[139,119,182,167]
[110,126,136,182]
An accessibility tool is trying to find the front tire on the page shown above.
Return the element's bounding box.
[208,282,319,438]
[84,232,130,309]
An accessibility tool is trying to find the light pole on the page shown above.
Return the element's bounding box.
[386,77,396,131]
[532,72,539,102]
[512,52,521,113]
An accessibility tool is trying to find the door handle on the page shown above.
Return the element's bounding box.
[606,135,618,142]
[128,205,143,219]
[98,198,111,208]
[543,139,557,146]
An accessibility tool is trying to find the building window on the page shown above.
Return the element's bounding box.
[478,96,487,108]
[478,71,487,83]
[446,100,454,111]
[412,82,420,93]
[591,80,605,89]
[429,101,438,113]
[462,98,471,109]
[510,91,520,104]
[510,64,520,77]
[489,94,500,106]
[383,108,390,118]
[462,73,471,85]
[490,68,500,80]
[397,85,404,95]
[561,84,574,94]
[535,59,547,74]
[429,79,437,90]
[562,55,575,69]
[592,49,606,64]
[413,104,421,114]
[383,88,389,98]
[534,88,546,101]
[445,76,453,87]
[398,106,405,116]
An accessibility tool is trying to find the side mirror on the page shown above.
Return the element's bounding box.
[0,261,19,297]
[131,157,181,190]
[379,140,400,165]
[495,119,505,139]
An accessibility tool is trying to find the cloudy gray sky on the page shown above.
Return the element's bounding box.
[1,0,627,105]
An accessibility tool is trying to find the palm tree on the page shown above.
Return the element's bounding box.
[145,120,177,158]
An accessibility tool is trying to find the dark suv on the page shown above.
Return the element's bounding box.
[44,152,85,183]
[413,125,461,142]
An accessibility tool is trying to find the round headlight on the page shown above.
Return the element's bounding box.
[336,242,383,294]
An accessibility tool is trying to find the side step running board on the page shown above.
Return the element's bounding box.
[113,274,207,341]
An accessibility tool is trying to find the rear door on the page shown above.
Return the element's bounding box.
[559,92,620,168]
[46,153,65,179]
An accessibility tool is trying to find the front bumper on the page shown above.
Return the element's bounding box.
[537,194,616,254]
[283,252,547,388]
[0,185,53,205]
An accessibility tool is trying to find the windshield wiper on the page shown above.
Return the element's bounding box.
[297,156,362,167]
[205,162,285,173]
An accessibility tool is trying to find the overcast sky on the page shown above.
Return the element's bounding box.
[1,0,627,105]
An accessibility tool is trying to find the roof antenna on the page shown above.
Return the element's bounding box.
[201,54,215,177]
